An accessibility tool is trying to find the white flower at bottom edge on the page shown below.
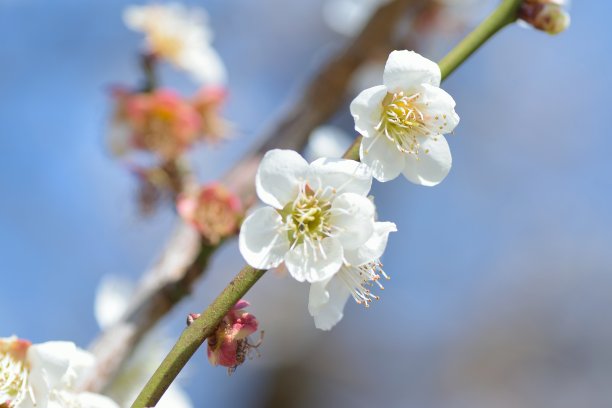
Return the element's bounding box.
[94,276,193,408]
[239,149,376,283]
[350,50,459,185]
[308,221,396,330]
[0,336,119,408]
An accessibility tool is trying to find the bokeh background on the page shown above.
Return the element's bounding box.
[1,0,611,407]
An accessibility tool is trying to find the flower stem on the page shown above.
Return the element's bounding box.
[131,266,265,407]
[131,2,524,406]
[343,0,522,161]
[437,0,522,80]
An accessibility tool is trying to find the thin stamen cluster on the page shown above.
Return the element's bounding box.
[0,349,29,407]
[282,183,334,249]
[378,91,428,155]
[342,261,390,307]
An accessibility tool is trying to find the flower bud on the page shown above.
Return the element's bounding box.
[186,313,201,326]
[206,300,262,374]
[519,0,570,35]
[177,183,243,245]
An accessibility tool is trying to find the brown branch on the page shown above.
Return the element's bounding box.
[85,0,426,393]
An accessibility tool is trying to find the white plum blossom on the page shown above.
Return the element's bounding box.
[124,3,226,85]
[308,221,396,330]
[0,336,119,408]
[350,50,460,185]
[94,276,193,408]
[239,149,378,283]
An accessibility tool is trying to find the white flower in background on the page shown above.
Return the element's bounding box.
[323,0,390,36]
[309,221,396,330]
[239,149,377,283]
[124,3,226,85]
[0,336,119,408]
[303,125,354,162]
[350,50,459,185]
[95,276,192,408]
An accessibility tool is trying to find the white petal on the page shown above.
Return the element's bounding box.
[284,237,343,283]
[94,276,133,330]
[419,83,460,134]
[330,193,375,250]
[239,207,289,269]
[63,347,96,388]
[179,46,227,85]
[402,135,452,186]
[75,392,120,408]
[308,274,351,331]
[349,85,387,139]
[255,149,309,209]
[360,135,405,182]
[308,157,372,196]
[27,341,76,390]
[344,221,397,266]
[158,385,193,408]
[383,50,441,92]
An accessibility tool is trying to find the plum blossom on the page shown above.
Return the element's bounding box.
[0,336,119,408]
[124,3,226,85]
[109,88,201,161]
[177,183,243,245]
[94,276,192,408]
[195,300,261,374]
[350,50,459,185]
[308,221,396,330]
[239,149,378,283]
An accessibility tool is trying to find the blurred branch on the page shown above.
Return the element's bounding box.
[86,0,426,393]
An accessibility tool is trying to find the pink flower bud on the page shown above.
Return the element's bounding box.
[206,300,262,374]
[177,183,243,245]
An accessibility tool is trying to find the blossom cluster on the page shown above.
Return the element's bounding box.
[239,50,460,330]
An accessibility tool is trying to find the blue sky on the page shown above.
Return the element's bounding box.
[1,1,611,407]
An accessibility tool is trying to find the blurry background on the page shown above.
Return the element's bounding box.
[1,0,611,407]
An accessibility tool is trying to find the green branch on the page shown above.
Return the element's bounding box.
[131,1,523,406]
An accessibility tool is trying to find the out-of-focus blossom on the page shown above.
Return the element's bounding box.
[124,3,226,85]
[239,149,377,283]
[519,0,570,35]
[0,337,119,408]
[323,0,484,37]
[94,276,193,408]
[308,221,396,330]
[110,88,201,161]
[177,183,243,245]
[350,50,459,185]
[201,300,261,373]
[192,86,230,143]
[303,125,354,162]
[323,0,391,36]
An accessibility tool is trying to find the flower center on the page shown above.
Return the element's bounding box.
[281,183,333,247]
[340,261,389,307]
[378,91,428,155]
[0,340,30,408]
